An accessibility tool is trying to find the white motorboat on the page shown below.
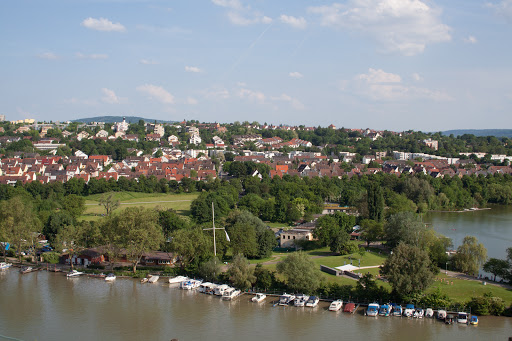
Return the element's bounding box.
[278,293,295,306]
[105,273,116,281]
[222,287,241,300]
[329,300,343,311]
[437,310,447,320]
[414,308,424,318]
[457,312,468,324]
[180,279,202,290]
[66,269,84,277]
[425,308,434,318]
[214,284,230,296]
[0,262,12,270]
[141,278,149,283]
[147,275,159,283]
[305,296,319,308]
[293,294,308,307]
[169,275,189,284]
[252,293,266,303]
[403,304,415,317]
[198,282,213,293]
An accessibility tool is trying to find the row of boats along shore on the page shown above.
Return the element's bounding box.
[1,263,478,325]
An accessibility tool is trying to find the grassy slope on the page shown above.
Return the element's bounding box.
[80,192,199,221]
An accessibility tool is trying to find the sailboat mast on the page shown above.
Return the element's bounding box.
[212,202,216,256]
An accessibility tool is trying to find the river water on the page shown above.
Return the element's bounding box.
[426,205,512,260]
[0,270,511,341]
[1,208,512,340]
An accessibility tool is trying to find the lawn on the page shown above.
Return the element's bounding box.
[312,249,387,269]
[429,273,512,306]
[79,192,199,221]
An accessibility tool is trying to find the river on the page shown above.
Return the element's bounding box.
[0,270,511,341]
[426,205,512,260]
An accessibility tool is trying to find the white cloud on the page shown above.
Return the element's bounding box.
[186,97,198,105]
[356,68,401,84]
[464,36,478,44]
[487,0,512,20]
[352,68,452,101]
[101,88,121,104]
[185,66,202,73]
[271,94,305,110]
[212,0,272,25]
[204,87,230,100]
[136,84,174,104]
[238,88,265,102]
[308,0,451,56]
[37,52,59,60]
[76,52,108,60]
[289,71,304,79]
[81,17,126,32]
[280,15,307,29]
[140,59,159,65]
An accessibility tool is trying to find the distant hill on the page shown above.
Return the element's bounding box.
[72,116,176,124]
[442,129,512,138]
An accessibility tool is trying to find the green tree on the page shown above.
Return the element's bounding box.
[277,251,323,293]
[99,192,120,216]
[381,243,435,298]
[384,212,424,248]
[359,219,384,247]
[0,196,41,262]
[483,258,509,281]
[454,236,487,276]
[115,207,164,273]
[61,194,86,220]
[198,256,222,282]
[367,182,384,221]
[170,228,212,271]
[54,224,85,270]
[254,263,275,290]
[227,254,256,290]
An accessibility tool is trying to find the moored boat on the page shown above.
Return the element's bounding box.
[457,312,468,324]
[278,293,295,306]
[470,315,478,325]
[414,308,424,318]
[169,275,189,284]
[180,279,202,290]
[198,282,213,293]
[141,278,149,283]
[343,302,356,313]
[366,303,380,317]
[293,294,308,307]
[437,310,447,320]
[379,304,391,316]
[20,266,34,274]
[445,314,455,324]
[391,304,402,316]
[425,308,434,318]
[0,262,12,270]
[252,293,266,303]
[105,273,116,281]
[222,287,241,300]
[66,269,84,277]
[214,284,230,296]
[148,275,159,283]
[403,304,415,317]
[329,300,343,312]
[305,296,319,308]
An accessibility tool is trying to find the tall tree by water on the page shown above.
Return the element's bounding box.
[454,236,487,276]
[277,251,323,294]
[381,243,435,298]
[227,254,256,290]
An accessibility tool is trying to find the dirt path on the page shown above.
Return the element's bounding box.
[85,200,193,206]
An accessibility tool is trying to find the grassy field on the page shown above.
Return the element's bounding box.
[80,192,199,221]
[429,273,512,306]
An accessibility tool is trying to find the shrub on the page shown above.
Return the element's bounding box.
[467,292,506,315]
[42,252,60,264]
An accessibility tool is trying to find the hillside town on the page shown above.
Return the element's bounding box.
[1,117,512,186]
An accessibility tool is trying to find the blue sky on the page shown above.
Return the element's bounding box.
[1,0,512,131]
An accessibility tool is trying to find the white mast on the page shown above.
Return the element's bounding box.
[203,202,230,257]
